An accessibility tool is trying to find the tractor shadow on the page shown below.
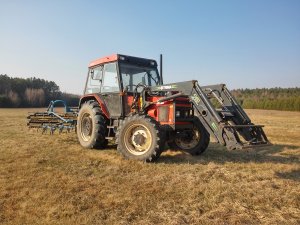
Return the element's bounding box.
[275,169,300,181]
[159,143,300,165]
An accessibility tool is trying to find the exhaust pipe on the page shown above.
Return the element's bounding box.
[160,54,163,85]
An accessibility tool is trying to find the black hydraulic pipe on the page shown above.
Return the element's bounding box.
[157,92,186,103]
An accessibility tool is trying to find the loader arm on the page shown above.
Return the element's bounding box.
[151,80,271,150]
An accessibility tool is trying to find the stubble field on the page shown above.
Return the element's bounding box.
[0,109,299,225]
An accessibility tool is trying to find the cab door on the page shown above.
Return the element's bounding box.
[100,62,122,118]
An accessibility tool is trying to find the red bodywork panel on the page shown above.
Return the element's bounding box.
[80,93,192,127]
[125,95,192,126]
[79,94,110,119]
[89,54,118,68]
[146,97,192,126]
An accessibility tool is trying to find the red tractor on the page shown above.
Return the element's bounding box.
[76,54,270,162]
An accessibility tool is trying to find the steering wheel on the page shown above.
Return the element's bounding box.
[125,84,137,92]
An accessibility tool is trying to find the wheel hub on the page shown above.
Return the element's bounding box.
[81,114,93,141]
[133,133,146,146]
[131,130,147,148]
[175,128,200,149]
[83,118,92,134]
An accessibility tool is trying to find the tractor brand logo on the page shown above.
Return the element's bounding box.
[211,122,218,131]
[191,94,201,105]
[157,85,178,90]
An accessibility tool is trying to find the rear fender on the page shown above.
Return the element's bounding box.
[79,94,110,119]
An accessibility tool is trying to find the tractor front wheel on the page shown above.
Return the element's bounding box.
[169,118,210,155]
[116,115,163,162]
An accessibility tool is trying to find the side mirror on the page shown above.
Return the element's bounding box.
[90,70,95,79]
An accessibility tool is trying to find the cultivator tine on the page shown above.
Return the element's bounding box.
[42,125,48,134]
[50,126,56,135]
[58,125,64,134]
[52,124,75,134]
[57,125,75,134]
[66,126,74,133]
[34,124,76,135]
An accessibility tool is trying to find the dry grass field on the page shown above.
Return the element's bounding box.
[0,109,299,225]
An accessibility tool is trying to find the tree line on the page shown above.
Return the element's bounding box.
[0,74,299,111]
[231,87,300,111]
[0,74,80,107]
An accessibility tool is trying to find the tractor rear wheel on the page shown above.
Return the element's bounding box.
[169,118,210,155]
[116,115,163,162]
[77,100,108,149]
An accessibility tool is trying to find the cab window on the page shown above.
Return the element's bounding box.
[85,66,103,94]
[119,63,160,92]
[101,62,119,93]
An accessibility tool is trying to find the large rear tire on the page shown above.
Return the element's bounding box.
[116,115,163,162]
[77,100,108,149]
[169,118,210,155]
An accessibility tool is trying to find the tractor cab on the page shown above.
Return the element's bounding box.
[83,54,163,118]
[84,54,161,95]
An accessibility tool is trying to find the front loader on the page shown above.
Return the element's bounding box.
[28,54,271,162]
[150,81,270,151]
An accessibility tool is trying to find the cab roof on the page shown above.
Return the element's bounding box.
[88,54,158,68]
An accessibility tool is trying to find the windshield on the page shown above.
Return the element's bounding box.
[119,63,160,92]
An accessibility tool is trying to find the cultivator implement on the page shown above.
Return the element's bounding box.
[27,100,78,134]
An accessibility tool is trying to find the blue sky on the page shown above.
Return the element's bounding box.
[0,0,299,94]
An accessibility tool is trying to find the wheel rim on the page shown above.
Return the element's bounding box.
[80,113,93,141]
[175,127,200,150]
[123,123,152,155]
